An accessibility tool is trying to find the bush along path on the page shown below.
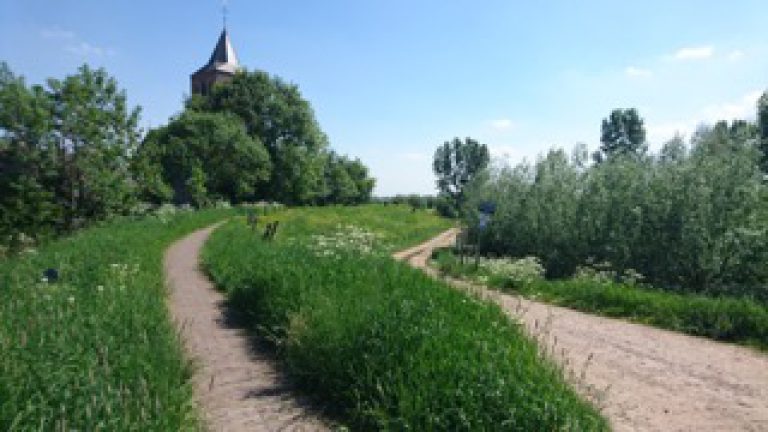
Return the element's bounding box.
[164,224,328,432]
[399,229,768,432]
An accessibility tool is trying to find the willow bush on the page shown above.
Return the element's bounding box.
[466,124,768,299]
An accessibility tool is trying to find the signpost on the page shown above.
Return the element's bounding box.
[473,201,496,268]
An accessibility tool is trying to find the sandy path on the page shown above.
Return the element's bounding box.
[164,224,329,432]
[395,228,768,432]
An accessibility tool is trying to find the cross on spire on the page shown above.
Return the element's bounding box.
[222,0,228,29]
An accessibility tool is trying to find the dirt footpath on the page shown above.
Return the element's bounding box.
[164,224,328,432]
[396,228,768,432]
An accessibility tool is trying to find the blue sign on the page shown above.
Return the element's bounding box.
[478,213,490,230]
[478,201,496,215]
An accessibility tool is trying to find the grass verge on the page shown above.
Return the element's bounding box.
[203,206,608,430]
[253,204,455,253]
[432,248,768,350]
[0,209,233,430]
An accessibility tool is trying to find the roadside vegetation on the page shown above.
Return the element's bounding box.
[437,106,768,350]
[0,208,234,430]
[462,113,768,298]
[203,205,608,430]
[265,204,454,252]
[432,249,768,350]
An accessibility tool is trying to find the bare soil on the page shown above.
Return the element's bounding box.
[164,224,329,432]
[396,228,768,432]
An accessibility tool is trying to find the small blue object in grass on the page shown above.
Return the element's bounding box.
[42,268,59,283]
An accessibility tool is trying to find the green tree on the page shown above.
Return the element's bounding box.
[134,111,271,206]
[0,63,142,246]
[324,154,359,204]
[343,157,375,203]
[0,63,61,247]
[658,135,687,164]
[47,64,142,227]
[190,70,328,204]
[433,137,490,212]
[320,152,375,205]
[599,108,647,160]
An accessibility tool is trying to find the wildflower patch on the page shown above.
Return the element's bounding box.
[307,224,387,258]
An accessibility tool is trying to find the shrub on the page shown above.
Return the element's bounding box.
[465,126,768,298]
[478,256,545,288]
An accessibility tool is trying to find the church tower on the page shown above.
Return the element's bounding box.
[190,27,240,96]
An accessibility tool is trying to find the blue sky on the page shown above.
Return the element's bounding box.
[2,1,767,195]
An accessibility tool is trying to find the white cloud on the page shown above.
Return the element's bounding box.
[727,50,745,61]
[40,27,115,57]
[701,90,762,122]
[40,28,75,40]
[489,118,515,131]
[625,66,653,78]
[672,46,714,61]
[647,89,763,147]
[64,42,116,57]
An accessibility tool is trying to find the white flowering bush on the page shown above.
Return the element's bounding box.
[573,261,645,286]
[477,256,545,287]
[573,261,615,284]
[308,224,385,258]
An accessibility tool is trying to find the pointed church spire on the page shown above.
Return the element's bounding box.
[190,15,241,95]
[206,28,239,68]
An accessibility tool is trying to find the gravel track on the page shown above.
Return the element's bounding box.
[164,224,329,432]
[396,228,768,432]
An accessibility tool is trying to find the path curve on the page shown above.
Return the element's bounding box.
[164,224,329,432]
[395,229,768,432]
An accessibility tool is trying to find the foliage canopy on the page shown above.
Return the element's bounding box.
[433,137,490,214]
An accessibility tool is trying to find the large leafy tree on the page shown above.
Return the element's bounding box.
[343,157,375,203]
[598,108,647,160]
[189,70,329,204]
[0,63,140,247]
[134,111,271,206]
[0,63,60,247]
[320,152,375,205]
[47,64,141,227]
[433,137,490,212]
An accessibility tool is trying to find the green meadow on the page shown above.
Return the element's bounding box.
[203,205,608,430]
[0,209,233,431]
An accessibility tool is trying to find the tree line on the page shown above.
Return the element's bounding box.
[0,63,375,250]
[457,105,768,298]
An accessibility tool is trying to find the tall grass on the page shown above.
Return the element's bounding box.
[264,204,455,252]
[203,206,607,430]
[0,209,232,430]
[433,248,768,350]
